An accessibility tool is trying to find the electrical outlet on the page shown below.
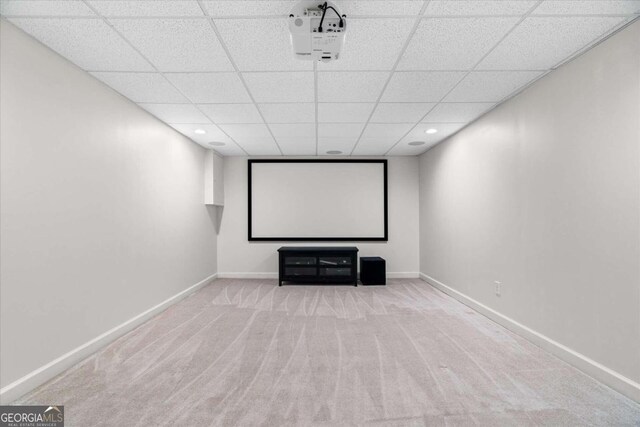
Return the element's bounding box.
[494,281,502,297]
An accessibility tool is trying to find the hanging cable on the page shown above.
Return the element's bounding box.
[318,2,344,33]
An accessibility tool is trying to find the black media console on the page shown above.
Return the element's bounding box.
[278,247,358,286]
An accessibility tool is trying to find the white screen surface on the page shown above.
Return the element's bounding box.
[250,161,386,240]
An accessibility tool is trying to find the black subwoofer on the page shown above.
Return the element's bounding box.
[360,257,386,285]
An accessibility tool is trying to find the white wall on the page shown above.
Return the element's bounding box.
[419,21,640,398]
[218,156,419,277]
[0,20,217,395]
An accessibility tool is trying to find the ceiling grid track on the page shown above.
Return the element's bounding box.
[82,69,550,75]
[383,0,547,156]
[5,13,637,20]
[383,2,640,155]
[401,14,640,155]
[550,14,640,71]
[348,0,432,156]
[79,0,250,155]
[106,100,512,105]
[6,1,638,156]
[196,0,285,156]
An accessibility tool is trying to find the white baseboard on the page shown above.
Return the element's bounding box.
[387,272,420,279]
[419,273,640,403]
[217,272,420,280]
[0,273,218,404]
[217,272,278,279]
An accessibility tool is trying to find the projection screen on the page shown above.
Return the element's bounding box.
[248,160,388,241]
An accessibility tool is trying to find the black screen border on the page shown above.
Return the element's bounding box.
[248,159,388,242]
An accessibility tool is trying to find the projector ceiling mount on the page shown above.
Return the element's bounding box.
[288,1,347,62]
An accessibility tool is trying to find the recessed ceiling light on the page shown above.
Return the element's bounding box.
[425,128,438,134]
[326,150,343,155]
[209,141,226,147]
[194,129,206,135]
[408,141,425,146]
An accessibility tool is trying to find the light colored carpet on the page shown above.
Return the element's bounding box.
[17,279,640,426]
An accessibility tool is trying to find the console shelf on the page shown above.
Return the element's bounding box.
[278,246,358,286]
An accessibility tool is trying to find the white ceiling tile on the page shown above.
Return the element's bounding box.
[218,124,280,155]
[318,72,389,102]
[259,103,315,123]
[169,123,233,144]
[110,18,233,71]
[339,1,425,16]
[209,144,247,156]
[317,103,375,122]
[215,123,273,142]
[277,137,317,155]
[381,71,465,102]
[199,103,263,123]
[166,73,251,103]
[88,1,204,17]
[243,72,314,102]
[425,1,537,16]
[140,103,211,123]
[444,71,543,102]
[398,18,518,70]
[91,72,189,103]
[237,138,282,155]
[218,123,272,139]
[269,122,316,155]
[370,103,435,123]
[1,1,95,16]
[318,123,365,155]
[352,138,396,155]
[318,123,365,138]
[202,1,424,17]
[532,1,640,16]
[202,1,292,16]
[423,102,495,123]
[317,18,413,71]
[477,16,626,70]
[317,138,357,155]
[7,18,153,71]
[9,1,633,160]
[360,123,414,141]
[401,123,466,143]
[215,18,312,71]
[387,141,437,156]
[270,123,315,139]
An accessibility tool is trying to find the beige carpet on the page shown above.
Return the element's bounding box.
[17,279,640,426]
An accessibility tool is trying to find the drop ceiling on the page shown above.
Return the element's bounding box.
[1,0,638,156]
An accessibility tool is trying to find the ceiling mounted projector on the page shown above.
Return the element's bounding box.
[288,1,347,62]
